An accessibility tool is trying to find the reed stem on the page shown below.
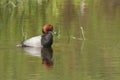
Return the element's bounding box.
[80,27,86,40]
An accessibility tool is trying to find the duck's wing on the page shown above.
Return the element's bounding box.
[17,36,42,47]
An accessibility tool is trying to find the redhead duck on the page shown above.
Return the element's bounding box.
[17,24,56,47]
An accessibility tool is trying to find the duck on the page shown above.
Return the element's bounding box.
[17,24,56,47]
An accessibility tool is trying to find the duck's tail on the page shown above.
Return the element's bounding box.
[16,41,25,47]
[16,43,23,47]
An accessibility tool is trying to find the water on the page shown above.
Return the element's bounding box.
[0,0,120,80]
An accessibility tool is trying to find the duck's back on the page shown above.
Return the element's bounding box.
[22,36,42,47]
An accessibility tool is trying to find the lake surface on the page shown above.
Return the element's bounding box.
[0,0,120,80]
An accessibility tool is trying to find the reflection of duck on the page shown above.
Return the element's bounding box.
[22,47,53,68]
[17,24,56,47]
[23,47,41,57]
[41,47,53,68]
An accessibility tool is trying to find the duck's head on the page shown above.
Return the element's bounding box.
[42,24,55,33]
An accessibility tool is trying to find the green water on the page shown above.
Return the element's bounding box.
[0,0,120,80]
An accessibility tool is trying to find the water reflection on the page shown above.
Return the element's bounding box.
[22,47,53,68]
[41,47,53,68]
[23,47,42,57]
[81,0,86,15]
